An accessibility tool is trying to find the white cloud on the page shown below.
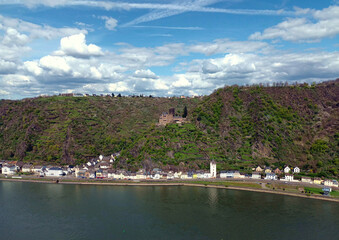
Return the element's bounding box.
[39,55,71,74]
[249,5,339,42]
[0,59,17,74]
[0,89,10,95]
[107,82,129,92]
[188,39,269,55]
[2,28,29,46]
[55,33,103,58]
[0,15,87,40]
[99,16,118,30]
[23,61,42,76]
[133,69,158,79]
[172,74,192,88]
[184,51,339,88]
[1,74,35,86]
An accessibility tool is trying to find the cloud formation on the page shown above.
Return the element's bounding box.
[99,16,118,30]
[55,33,103,57]
[1,9,339,99]
[0,0,294,27]
[250,5,339,42]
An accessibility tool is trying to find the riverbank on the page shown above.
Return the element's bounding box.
[1,177,339,203]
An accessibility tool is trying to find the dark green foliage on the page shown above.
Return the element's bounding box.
[182,106,188,118]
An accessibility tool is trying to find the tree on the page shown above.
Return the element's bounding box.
[111,93,115,97]
[117,93,122,97]
[182,106,187,118]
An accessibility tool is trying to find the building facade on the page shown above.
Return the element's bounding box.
[210,161,217,178]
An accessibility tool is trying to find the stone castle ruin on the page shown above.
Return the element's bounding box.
[158,108,186,126]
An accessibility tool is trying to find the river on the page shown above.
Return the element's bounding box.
[0,181,338,240]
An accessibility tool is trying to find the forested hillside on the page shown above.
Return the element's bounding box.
[1,80,338,177]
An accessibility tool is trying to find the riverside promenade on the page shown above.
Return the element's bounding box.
[1,176,339,203]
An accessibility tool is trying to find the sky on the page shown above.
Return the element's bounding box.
[0,0,339,99]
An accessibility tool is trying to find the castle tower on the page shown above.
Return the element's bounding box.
[210,161,217,178]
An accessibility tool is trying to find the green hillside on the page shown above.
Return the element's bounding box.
[1,80,338,177]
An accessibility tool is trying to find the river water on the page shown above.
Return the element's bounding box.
[0,181,338,240]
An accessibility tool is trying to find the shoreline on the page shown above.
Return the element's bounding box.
[1,178,339,203]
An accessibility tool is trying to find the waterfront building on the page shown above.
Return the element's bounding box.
[265,173,277,180]
[284,174,294,181]
[173,172,180,179]
[323,179,333,187]
[2,165,18,175]
[45,167,63,177]
[274,168,282,175]
[264,167,272,173]
[180,172,188,179]
[22,164,33,173]
[220,171,235,178]
[301,177,312,183]
[210,161,217,178]
[313,178,322,185]
[136,171,146,180]
[233,171,241,178]
[251,172,261,179]
[32,166,45,174]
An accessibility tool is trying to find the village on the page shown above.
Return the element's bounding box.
[1,156,338,192]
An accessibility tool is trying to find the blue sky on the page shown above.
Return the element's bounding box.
[0,0,339,99]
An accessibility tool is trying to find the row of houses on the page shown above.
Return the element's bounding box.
[220,170,338,187]
[1,160,338,188]
[253,165,300,174]
[0,162,72,177]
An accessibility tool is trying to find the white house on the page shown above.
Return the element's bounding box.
[32,166,45,174]
[284,174,294,181]
[45,167,63,177]
[210,161,217,178]
[220,171,234,178]
[2,165,17,175]
[301,177,312,183]
[180,172,188,179]
[107,170,115,179]
[323,179,333,187]
[203,172,212,178]
[136,172,146,180]
[293,167,300,174]
[265,173,277,180]
[251,172,261,179]
[173,172,180,179]
[152,173,161,179]
[233,171,241,179]
[284,166,291,174]
[255,166,263,172]
[22,164,33,173]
